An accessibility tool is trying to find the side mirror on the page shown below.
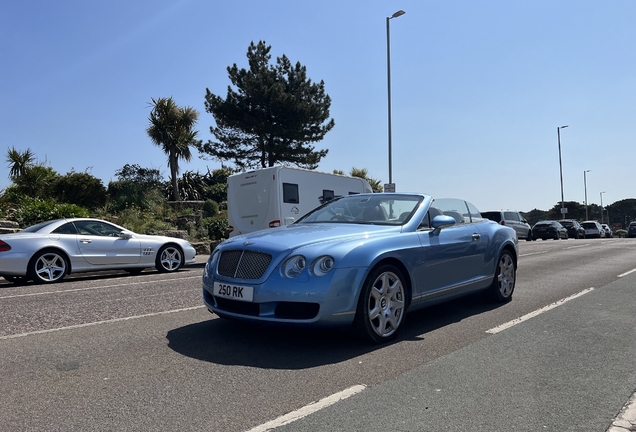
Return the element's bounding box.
[119,231,133,239]
[431,215,456,231]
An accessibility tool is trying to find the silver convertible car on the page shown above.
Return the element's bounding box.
[0,218,196,284]
[202,193,518,343]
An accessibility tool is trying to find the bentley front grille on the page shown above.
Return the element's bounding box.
[217,250,272,280]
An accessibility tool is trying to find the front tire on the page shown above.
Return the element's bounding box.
[156,245,183,273]
[489,250,515,302]
[28,249,68,284]
[354,264,408,344]
[525,230,533,241]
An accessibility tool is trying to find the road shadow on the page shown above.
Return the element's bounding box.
[166,292,503,369]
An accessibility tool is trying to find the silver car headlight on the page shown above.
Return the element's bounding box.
[310,256,335,277]
[282,255,306,278]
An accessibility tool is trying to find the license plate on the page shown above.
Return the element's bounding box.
[213,282,254,302]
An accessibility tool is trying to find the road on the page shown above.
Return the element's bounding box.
[0,238,635,431]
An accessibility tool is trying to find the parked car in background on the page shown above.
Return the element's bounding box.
[558,219,586,239]
[628,222,636,238]
[203,193,518,343]
[581,221,606,238]
[0,218,197,284]
[481,210,533,241]
[601,224,613,238]
[532,220,569,240]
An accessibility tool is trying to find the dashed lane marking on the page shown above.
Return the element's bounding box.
[0,305,206,340]
[486,288,595,334]
[0,275,201,300]
[244,385,367,432]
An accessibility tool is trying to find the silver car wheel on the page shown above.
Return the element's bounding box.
[365,270,406,339]
[31,251,67,283]
[156,245,183,273]
[491,250,515,301]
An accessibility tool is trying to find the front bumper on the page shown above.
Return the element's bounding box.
[202,265,367,327]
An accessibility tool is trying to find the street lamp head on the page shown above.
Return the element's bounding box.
[391,10,406,18]
[559,125,569,129]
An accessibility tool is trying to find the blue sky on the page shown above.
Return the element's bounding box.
[2,0,634,213]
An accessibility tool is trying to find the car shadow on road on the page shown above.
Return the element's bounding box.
[166,292,503,370]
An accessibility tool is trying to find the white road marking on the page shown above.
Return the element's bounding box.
[0,305,205,340]
[244,385,366,432]
[519,251,550,257]
[618,268,636,278]
[0,275,201,300]
[564,244,589,250]
[486,288,595,334]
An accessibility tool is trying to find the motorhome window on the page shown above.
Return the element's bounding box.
[283,183,299,203]
[322,190,334,202]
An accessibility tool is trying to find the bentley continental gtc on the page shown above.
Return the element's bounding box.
[202,193,518,343]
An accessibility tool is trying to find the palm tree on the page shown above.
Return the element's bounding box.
[6,147,35,180]
[147,97,201,201]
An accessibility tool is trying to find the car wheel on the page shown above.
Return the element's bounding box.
[155,245,183,273]
[489,250,515,302]
[3,275,29,285]
[354,264,408,344]
[525,230,533,241]
[28,249,68,284]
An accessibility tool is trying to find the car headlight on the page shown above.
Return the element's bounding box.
[310,256,335,277]
[282,255,306,278]
[203,250,219,281]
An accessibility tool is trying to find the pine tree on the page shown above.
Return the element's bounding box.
[200,41,334,170]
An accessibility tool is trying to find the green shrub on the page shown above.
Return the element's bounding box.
[201,217,229,240]
[11,197,90,228]
[204,183,227,203]
[203,199,219,217]
[115,206,173,234]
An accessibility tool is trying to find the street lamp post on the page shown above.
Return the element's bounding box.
[557,125,569,217]
[584,170,590,220]
[600,191,606,224]
[386,9,405,188]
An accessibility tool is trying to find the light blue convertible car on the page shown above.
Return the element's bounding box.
[202,193,518,343]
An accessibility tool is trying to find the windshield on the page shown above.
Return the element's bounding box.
[296,194,423,226]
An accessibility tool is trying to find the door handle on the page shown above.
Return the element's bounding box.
[80,239,92,244]
[472,234,481,240]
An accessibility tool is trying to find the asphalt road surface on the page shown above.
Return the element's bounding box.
[1,237,635,431]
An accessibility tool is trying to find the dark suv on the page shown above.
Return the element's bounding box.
[481,210,533,241]
[558,219,586,239]
[628,222,636,238]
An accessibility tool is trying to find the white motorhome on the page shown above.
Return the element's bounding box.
[227,166,373,237]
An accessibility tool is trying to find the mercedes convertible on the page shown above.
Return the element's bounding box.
[202,193,518,343]
[0,218,196,284]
